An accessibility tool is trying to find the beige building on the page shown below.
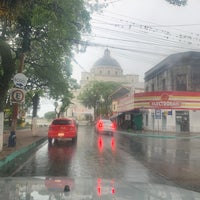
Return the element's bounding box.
[67,49,144,121]
[80,49,142,87]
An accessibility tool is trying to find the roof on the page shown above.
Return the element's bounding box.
[109,86,131,100]
[145,51,200,81]
[93,49,122,69]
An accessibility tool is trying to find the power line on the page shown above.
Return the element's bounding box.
[91,25,200,50]
[92,12,200,44]
[82,33,200,51]
[98,10,200,35]
[72,57,88,72]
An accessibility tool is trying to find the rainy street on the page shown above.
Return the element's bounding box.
[12,126,200,192]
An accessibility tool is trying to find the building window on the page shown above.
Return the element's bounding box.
[151,84,154,92]
[99,70,102,74]
[176,74,187,91]
[162,79,166,90]
[108,70,110,75]
[86,76,89,80]
[115,71,118,75]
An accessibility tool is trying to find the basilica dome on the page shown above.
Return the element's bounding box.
[93,49,122,69]
[91,49,123,77]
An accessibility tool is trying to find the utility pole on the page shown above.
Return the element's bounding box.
[11,53,27,140]
[11,54,25,132]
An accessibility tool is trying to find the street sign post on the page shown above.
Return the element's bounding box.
[155,109,161,133]
[13,73,28,88]
[155,109,161,119]
[11,88,25,103]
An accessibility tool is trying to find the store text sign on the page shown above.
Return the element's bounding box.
[134,91,200,110]
[150,101,181,108]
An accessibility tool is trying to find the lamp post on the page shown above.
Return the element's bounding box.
[99,96,105,118]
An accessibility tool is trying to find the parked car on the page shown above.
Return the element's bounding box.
[48,118,78,143]
[95,119,116,136]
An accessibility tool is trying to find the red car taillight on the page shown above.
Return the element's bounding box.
[98,122,103,128]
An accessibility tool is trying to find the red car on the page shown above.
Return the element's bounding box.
[48,118,78,143]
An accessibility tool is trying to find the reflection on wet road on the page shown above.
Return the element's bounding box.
[13,126,200,192]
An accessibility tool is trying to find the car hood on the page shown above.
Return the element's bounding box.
[0,177,199,200]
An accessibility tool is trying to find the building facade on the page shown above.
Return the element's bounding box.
[145,51,200,92]
[67,49,144,121]
[80,49,141,87]
[110,51,200,133]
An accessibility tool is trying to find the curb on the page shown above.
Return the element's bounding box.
[119,131,176,139]
[118,131,200,139]
[0,136,47,175]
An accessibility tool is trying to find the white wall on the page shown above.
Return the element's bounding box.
[190,110,200,132]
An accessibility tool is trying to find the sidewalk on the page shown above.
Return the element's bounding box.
[118,129,200,139]
[0,127,48,169]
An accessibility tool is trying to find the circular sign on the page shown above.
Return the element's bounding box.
[13,73,28,88]
[11,88,25,103]
[161,93,169,101]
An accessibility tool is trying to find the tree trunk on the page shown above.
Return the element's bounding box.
[32,93,39,118]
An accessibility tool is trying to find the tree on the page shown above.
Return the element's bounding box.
[0,0,91,114]
[78,81,121,118]
[44,111,56,120]
[0,40,15,112]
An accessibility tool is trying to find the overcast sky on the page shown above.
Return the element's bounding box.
[72,0,200,82]
[38,0,200,117]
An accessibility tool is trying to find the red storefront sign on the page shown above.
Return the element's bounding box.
[134,91,200,110]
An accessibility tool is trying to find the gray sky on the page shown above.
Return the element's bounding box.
[72,0,200,82]
[38,0,200,117]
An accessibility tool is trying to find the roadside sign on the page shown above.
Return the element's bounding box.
[13,73,28,88]
[155,109,161,119]
[11,88,25,103]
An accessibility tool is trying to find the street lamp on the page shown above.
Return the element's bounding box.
[99,96,105,118]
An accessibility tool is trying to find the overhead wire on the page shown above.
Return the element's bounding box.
[73,2,200,76]
[92,11,200,45]
[99,10,200,36]
[82,33,200,51]
[90,25,200,55]
[91,18,200,48]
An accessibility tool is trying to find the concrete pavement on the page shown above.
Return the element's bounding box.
[1,125,199,175]
[0,127,48,173]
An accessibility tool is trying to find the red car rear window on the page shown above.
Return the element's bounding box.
[52,119,72,125]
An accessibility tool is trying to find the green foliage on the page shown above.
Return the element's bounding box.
[78,81,121,117]
[44,111,56,120]
[0,0,92,116]
[0,40,15,111]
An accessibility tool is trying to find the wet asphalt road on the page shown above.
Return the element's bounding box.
[12,126,200,192]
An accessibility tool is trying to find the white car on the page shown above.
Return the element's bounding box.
[95,119,116,136]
